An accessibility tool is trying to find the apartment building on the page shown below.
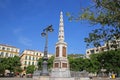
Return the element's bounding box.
[20,49,53,71]
[0,44,20,58]
[20,50,44,70]
[86,39,120,58]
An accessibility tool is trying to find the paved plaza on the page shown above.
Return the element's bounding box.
[0,77,120,80]
[0,78,33,80]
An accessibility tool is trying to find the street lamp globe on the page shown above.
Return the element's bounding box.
[41,32,46,37]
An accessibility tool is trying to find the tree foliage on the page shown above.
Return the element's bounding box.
[67,0,120,47]
[37,56,54,70]
[0,58,5,74]
[48,56,54,70]
[26,65,35,74]
[68,49,120,74]
[38,50,120,75]
[37,58,42,70]
[68,55,98,73]
[0,56,22,74]
[90,49,120,74]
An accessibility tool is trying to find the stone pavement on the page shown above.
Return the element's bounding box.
[0,78,33,80]
[0,77,120,80]
[92,77,120,80]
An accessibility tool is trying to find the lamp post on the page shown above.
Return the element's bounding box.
[40,25,54,76]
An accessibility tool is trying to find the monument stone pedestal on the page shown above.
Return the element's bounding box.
[51,68,71,78]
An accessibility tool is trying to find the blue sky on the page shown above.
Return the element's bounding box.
[0,0,95,54]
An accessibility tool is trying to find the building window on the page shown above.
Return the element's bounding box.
[32,62,34,65]
[33,57,34,60]
[1,52,4,57]
[36,53,38,56]
[29,56,31,60]
[2,47,5,50]
[24,67,26,70]
[29,62,31,65]
[10,54,12,57]
[6,53,8,57]
[96,49,98,52]
[101,48,104,51]
[90,50,94,54]
[7,48,10,51]
[35,57,37,60]
[37,57,38,60]
[0,52,2,57]
[25,56,27,60]
[25,61,27,65]
[87,51,89,54]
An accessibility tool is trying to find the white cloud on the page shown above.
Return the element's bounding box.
[19,36,32,47]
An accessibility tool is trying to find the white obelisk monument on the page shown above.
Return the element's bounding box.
[51,11,71,78]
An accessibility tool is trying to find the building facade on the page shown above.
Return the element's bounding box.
[20,50,44,70]
[0,44,20,58]
[86,39,120,58]
[20,49,53,72]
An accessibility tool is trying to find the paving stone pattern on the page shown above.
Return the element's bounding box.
[0,78,33,80]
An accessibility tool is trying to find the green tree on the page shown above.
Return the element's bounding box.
[89,50,120,75]
[12,56,22,73]
[0,58,5,75]
[68,55,85,71]
[48,56,54,70]
[37,56,54,71]
[0,56,22,74]
[4,57,14,73]
[37,58,42,70]
[26,65,35,74]
[83,58,95,73]
[68,56,96,72]
[90,53,102,73]
[100,50,120,74]
[67,0,120,47]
